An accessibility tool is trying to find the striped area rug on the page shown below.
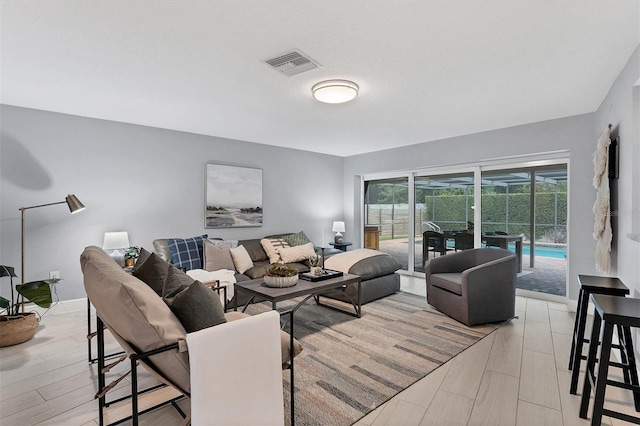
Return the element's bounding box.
[245,291,503,425]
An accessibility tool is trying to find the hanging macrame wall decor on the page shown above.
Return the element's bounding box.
[592,125,612,273]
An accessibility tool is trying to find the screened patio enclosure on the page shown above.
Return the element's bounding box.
[364,165,568,296]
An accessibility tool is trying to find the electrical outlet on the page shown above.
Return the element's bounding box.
[49,271,60,280]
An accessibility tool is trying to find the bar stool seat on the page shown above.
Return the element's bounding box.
[569,275,629,394]
[579,294,640,425]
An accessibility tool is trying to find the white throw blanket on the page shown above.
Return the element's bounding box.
[592,125,612,273]
[186,269,236,304]
[187,311,284,425]
[324,248,384,273]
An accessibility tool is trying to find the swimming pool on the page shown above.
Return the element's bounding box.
[514,243,566,259]
[417,239,567,258]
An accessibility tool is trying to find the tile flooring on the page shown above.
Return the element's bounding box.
[0,276,638,425]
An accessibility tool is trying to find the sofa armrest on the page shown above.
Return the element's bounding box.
[152,239,172,263]
[461,254,517,300]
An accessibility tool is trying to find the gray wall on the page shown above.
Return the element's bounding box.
[1,105,344,301]
[594,44,640,300]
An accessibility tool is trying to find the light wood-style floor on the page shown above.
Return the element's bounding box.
[1,277,638,425]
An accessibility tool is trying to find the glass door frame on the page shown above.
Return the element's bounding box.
[361,153,569,284]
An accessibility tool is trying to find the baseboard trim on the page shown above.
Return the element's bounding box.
[24,297,87,317]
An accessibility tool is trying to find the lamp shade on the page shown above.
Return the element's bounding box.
[332,221,346,233]
[65,194,85,213]
[312,80,359,104]
[103,232,130,250]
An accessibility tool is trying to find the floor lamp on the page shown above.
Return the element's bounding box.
[19,194,86,291]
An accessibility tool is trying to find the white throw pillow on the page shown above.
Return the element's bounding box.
[229,245,254,274]
[277,242,316,264]
[260,238,290,264]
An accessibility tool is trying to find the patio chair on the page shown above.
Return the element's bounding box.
[454,232,474,251]
[422,231,451,266]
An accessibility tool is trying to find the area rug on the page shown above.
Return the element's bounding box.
[245,291,503,425]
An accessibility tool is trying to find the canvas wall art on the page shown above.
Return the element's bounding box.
[205,164,263,228]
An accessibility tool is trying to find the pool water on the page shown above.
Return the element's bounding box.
[518,244,567,259]
[419,239,567,258]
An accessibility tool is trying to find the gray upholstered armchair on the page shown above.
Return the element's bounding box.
[425,248,517,326]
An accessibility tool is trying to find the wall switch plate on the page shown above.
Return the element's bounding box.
[49,271,60,280]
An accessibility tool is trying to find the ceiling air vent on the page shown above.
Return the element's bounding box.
[264,49,322,77]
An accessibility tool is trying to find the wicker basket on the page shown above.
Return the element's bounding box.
[0,312,38,347]
[263,274,299,288]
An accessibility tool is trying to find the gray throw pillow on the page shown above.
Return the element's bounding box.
[203,240,236,271]
[132,251,170,295]
[162,264,196,301]
[162,266,227,332]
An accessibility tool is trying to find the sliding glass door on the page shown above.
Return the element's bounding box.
[362,159,567,300]
[414,172,475,272]
[481,165,567,296]
[364,177,410,270]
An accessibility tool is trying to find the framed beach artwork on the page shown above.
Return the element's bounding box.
[205,163,263,228]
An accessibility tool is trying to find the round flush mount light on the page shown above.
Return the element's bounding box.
[312,79,359,104]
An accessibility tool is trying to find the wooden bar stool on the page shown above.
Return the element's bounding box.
[579,294,640,425]
[569,275,629,394]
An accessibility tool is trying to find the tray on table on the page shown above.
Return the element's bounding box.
[299,269,344,282]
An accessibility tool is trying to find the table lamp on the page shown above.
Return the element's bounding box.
[332,221,345,244]
[103,231,130,267]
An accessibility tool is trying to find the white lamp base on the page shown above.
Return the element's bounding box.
[334,232,344,244]
[109,249,125,267]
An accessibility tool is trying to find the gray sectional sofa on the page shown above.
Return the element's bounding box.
[153,232,401,306]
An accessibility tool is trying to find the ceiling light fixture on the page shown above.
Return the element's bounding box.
[312,80,359,104]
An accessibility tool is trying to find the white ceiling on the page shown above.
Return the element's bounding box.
[1,1,638,157]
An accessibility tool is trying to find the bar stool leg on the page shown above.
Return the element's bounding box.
[580,310,603,419]
[571,289,590,394]
[591,321,615,425]
[622,326,640,411]
[569,289,585,370]
[617,325,632,389]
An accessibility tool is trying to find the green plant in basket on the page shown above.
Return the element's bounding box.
[1,265,52,316]
[264,264,298,277]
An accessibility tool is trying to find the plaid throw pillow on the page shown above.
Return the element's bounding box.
[282,231,312,247]
[167,235,208,271]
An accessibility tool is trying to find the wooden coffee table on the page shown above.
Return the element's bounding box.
[233,273,362,426]
[234,273,362,317]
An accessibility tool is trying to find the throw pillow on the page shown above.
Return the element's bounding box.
[162,267,227,333]
[238,239,268,262]
[282,231,312,247]
[229,245,254,274]
[167,235,208,271]
[162,264,197,302]
[131,251,170,295]
[134,247,152,267]
[277,242,317,264]
[260,238,290,264]
[203,240,236,271]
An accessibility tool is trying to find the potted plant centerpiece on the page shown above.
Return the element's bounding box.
[123,246,140,268]
[263,264,299,288]
[0,265,53,347]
